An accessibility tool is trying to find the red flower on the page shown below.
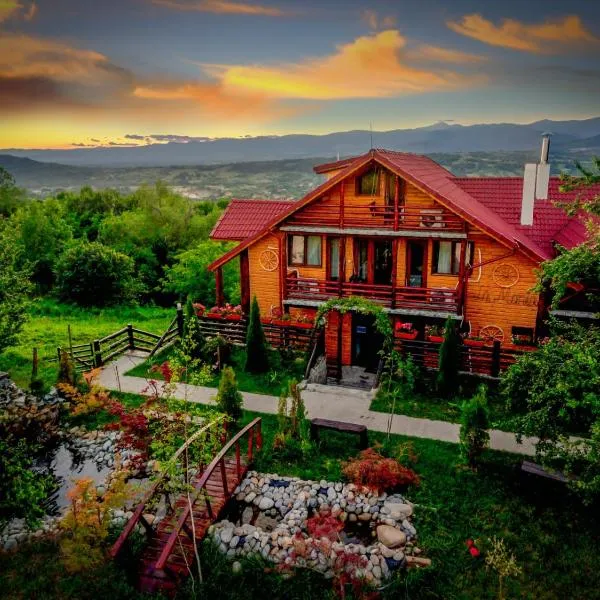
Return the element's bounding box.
[466,539,474,548]
[469,546,481,558]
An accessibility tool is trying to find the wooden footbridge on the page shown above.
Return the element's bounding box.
[111,417,262,595]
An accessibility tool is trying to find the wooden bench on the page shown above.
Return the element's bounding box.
[310,418,368,449]
[521,460,569,483]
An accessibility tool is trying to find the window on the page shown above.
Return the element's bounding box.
[356,168,379,196]
[432,241,474,275]
[288,235,322,267]
[328,238,340,280]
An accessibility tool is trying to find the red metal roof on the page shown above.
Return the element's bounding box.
[453,177,596,254]
[208,150,595,271]
[210,199,295,241]
[313,156,358,174]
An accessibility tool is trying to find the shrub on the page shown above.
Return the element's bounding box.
[273,379,312,458]
[459,385,490,469]
[55,241,138,306]
[215,366,243,425]
[244,296,269,373]
[183,297,206,360]
[342,448,420,493]
[57,349,76,385]
[306,512,344,542]
[436,316,461,397]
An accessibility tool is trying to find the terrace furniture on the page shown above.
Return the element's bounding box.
[310,418,368,449]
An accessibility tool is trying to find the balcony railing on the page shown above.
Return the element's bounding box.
[286,276,459,313]
[287,203,465,232]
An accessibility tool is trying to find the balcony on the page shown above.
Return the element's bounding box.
[286,203,465,232]
[285,276,459,313]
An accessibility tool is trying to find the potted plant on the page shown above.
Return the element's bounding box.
[193,303,206,317]
[425,324,444,343]
[293,313,314,329]
[223,304,243,321]
[206,306,224,319]
[395,321,418,340]
[509,334,537,350]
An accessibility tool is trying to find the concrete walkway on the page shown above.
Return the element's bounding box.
[98,352,538,457]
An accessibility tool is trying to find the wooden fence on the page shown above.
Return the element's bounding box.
[394,337,530,378]
[197,315,314,353]
[57,307,183,372]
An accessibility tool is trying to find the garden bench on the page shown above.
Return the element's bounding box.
[520,460,569,483]
[310,418,368,449]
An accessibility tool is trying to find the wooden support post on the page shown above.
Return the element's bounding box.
[338,236,346,297]
[393,176,400,231]
[31,347,38,379]
[127,324,134,349]
[215,268,224,307]
[93,339,102,367]
[205,495,214,519]
[256,420,263,451]
[240,250,250,314]
[235,441,241,477]
[339,181,345,229]
[336,311,343,382]
[457,240,468,316]
[391,238,398,309]
[491,340,501,377]
[176,302,184,338]
[279,232,288,311]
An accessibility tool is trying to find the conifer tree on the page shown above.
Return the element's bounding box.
[244,296,269,373]
[183,297,205,360]
[459,384,490,469]
[436,316,461,397]
[216,366,243,424]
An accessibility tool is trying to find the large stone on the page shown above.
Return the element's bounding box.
[384,502,413,519]
[376,525,407,549]
[258,497,274,510]
[220,527,234,544]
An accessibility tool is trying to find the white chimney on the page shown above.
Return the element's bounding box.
[521,163,537,226]
[535,133,551,200]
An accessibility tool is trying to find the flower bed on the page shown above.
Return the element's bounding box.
[209,471,425,587]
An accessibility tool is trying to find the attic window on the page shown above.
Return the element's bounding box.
[356,168,379,196]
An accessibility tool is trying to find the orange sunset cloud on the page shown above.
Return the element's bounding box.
[151,0,288,17]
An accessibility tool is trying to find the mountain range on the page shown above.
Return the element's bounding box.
[3,118,600,168]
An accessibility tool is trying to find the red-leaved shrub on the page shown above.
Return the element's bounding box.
[306,513,344,541]
[342,448,420,493]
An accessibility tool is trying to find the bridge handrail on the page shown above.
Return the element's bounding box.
[110,415,226,559]
[154,417,262,570]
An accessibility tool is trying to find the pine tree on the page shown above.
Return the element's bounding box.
[459,384,490,469]
[57,349,76,386]
[436,316,461,397]
[244,296,269,373]
[216,366,243,424]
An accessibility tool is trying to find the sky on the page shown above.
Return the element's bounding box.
[1,0,599,149]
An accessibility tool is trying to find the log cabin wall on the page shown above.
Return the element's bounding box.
[248,233,281,317]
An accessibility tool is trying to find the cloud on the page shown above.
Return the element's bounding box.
[0,0,35,22]
[447,14,600,53]
[361,10,396,31]
[151,0,287,16]
[409,44,487,64]
[202,30,482,100]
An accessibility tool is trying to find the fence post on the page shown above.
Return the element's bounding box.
[57,346,62,363]
[176,302,184,338]
[93,339,102,367]
[491,340,501,377]
[127,324,134,350]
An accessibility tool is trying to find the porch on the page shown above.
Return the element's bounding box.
[285,275,460,313]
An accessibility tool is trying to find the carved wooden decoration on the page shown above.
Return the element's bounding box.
[479,325,504,343]
[259,248,279,271]
[493,263,519,288]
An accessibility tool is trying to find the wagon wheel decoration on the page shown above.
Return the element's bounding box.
[479,325,504,344]
[493,263,519,288]
[259,248,279,271]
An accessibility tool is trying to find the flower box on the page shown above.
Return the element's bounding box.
[464,339,486,348]
[292,322,314,330]
[396,330,418,340]
[224,314,242,321]
[205,312,223,320]
[427,335,444,343]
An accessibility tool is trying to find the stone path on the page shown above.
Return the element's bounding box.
[98,352,538,457]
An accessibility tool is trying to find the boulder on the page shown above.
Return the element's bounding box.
[258,497,274,510]
[376,525,407,549]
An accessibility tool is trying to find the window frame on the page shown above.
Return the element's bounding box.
[288,234,322,267]
[355,168,380,196]
[431,241,474,275]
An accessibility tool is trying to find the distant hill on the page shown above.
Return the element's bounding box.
[3,117,600,168]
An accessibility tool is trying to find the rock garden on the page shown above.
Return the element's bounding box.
[209,471,428,587]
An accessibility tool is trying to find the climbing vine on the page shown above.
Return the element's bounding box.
[315,296,393,343]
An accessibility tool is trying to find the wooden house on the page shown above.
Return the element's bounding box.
[207,148,594,379]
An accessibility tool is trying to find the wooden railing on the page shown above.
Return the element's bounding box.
[288,203,465,232]
[153,418,262,573]
[394,337,531,378]
[286,275,459,313]
[197,315,314,352]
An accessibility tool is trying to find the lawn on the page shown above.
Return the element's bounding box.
[0,299,174,391]
[125,345,307,397]
[2,393,600,600]
[370,383,512,430]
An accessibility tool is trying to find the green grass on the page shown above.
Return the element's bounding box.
[3,393,600,599]
[126,346,306,397]
[0,299,174,391]
[370,385,511,430]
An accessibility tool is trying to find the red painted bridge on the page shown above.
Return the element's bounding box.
[110,417,262,595]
